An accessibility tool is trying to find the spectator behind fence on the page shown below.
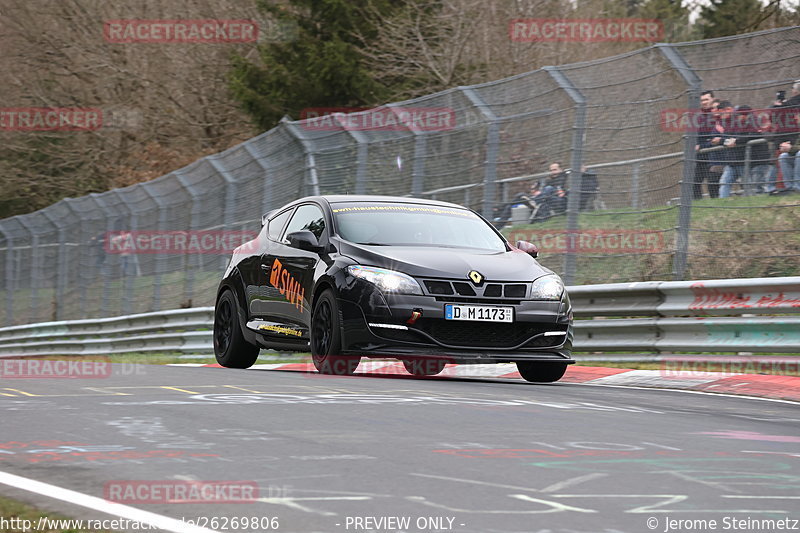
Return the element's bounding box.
[578,164,598,211]
[544,162,568,215]
[718,105,772,198]
[705,100,734,196]
[545,162,568,190]
[502,180,554,224]
[693,91,718,198]
[491,189,522,228]
[771,79,800,193]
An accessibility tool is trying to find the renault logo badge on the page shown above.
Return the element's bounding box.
[468,270,484,285]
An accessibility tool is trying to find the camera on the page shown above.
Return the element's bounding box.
[777,90,786,102]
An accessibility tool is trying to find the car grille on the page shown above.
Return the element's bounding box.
[416,320,565,349]
[434,296,522,305]
[371,321,566,349]
[423,280,528,299]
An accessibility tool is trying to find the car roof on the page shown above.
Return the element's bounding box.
[310,195,468,210]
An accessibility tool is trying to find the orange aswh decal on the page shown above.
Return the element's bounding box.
[269,258,305,312]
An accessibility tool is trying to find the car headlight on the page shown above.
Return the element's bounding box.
[346,265,423,295]
[530,274,564,300]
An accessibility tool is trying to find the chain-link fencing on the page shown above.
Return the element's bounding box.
[1,27,799,326]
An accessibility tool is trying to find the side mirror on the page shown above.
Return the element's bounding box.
[516,240,539,258]
[286,230,323,252]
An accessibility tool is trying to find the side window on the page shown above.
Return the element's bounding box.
[268,209,293,241]
[283,204,326,242]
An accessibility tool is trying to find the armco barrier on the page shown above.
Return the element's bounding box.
[0,277,798,357]
[568,277,800,317]
[0,308,214,356]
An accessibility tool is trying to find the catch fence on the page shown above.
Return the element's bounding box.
[1,27,799,325]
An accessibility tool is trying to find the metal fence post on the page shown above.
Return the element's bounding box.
[61,199,85,319]
[544,66,586,286]
[175,170,201,304]
[0,225,14,326]
[242,141,274,214]
[207,157,240,272]
[114,191,139,316]
[656,44,702,281]
[281,118,320,196]
[743,143,753,196]
[141,185,166,312]
[90,194,115,317]
[16,218,39,323]
[333,114,369,194]
[459,87,499,219]
[386,103,429,197]
[40,210,67,321]
[89,197,114,316]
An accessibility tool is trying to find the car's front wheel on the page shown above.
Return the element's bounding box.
[214,290,259,368]
[311,289,360,375]
[516,361,568,383]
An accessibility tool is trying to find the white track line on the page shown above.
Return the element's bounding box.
[0,470,220,533]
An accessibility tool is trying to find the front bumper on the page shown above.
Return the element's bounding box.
[337,278,573,363]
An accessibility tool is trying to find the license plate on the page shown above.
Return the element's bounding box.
[444,304,514,323]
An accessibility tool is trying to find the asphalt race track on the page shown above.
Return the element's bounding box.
[1,363,799,533]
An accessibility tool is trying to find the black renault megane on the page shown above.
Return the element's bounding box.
[213,195,574,382]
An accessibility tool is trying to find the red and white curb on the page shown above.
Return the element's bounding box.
[170,361,800,402]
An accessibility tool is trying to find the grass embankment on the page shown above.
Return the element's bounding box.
[501,194,800,284]
[0,495,110,533]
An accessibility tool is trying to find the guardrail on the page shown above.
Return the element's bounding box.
[0,308,214,356]
[0,277,798,358]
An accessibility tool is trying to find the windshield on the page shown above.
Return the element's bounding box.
[331,202,507,252]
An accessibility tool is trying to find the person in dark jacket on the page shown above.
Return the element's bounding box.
[545,162,568,190]
[693,91,718,198]
[578,164,599,211]
[704,99,734,196]
[773,80,800,193]
[718,105,772,198]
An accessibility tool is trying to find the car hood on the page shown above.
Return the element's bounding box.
[337,241,552,282]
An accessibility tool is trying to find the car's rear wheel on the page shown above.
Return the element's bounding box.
[516,361,568,383]
[214,290,259,368]
[402,358,446,376]
[311,289,360,375]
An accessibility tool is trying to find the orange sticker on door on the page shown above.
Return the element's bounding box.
[269,258,305,312]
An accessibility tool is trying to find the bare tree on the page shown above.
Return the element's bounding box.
[0,0,275,216]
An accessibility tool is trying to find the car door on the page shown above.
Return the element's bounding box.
[245,207,293,321]
[259,203,327,334]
